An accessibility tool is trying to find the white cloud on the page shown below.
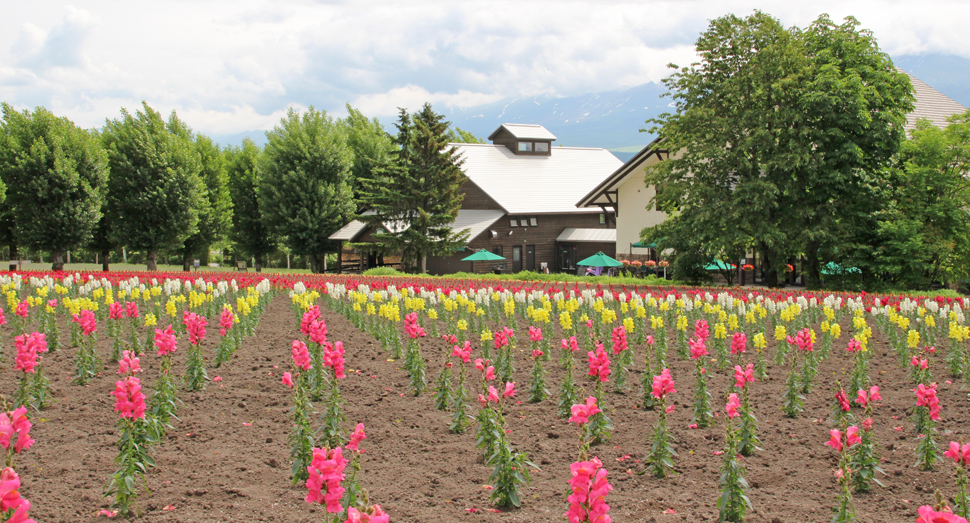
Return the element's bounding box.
[1,0,968,139]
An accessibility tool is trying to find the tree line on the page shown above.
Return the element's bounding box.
[0,101,479,273]
[642,11,970,291]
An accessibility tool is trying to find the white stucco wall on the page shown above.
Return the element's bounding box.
[615,153,669,255]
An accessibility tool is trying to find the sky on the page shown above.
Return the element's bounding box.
[2,0,968,138]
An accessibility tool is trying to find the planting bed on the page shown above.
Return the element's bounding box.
[5,290,970,522]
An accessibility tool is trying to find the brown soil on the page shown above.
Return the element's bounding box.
[8,294,970,522]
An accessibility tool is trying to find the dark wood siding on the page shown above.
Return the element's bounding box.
[426,211,613,275]
[459,180,504,210]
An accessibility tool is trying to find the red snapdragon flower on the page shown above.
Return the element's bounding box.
[154,325,178,356]
[651,368,676,400]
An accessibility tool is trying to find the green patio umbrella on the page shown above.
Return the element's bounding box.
[461,249,505,273]
[577,252,623,267]
[704,259,736,271]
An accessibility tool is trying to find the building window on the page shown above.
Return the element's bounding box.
[530,217,538,226]
[599,214,606,224]
[510,219,518,227]
[492,246,502,257]
[517,142,533,152]
[534,142,549,152]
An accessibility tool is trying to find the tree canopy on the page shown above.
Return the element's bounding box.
[643,12,914,287]
[102,102,205,270]
[0,104,109,270]
[226,138,273,271]
[259,107,354,273]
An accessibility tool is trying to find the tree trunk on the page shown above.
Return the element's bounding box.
[309,253,320,274]
[101,249,110,271]
[122,247,127,264]
[420,254,427,274]
[759,243,779,288]
[804,242,822,290]
[255,253,263,273]
[51,249,66,271]
[146,250,159,271]
[183,252,192,272]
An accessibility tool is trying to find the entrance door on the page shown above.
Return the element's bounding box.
[560,245,576,272]
[526,245,535,272]
[512,246,522,273]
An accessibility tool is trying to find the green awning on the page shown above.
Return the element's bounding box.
[631,241,657,249]
[704,259,736,271]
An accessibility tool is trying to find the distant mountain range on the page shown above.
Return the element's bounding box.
[212,53,970,163]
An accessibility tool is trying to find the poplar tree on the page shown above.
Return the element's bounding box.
[358,103,468,273]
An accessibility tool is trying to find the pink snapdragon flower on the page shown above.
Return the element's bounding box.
[529,326,543,342]
[305,446,348,512]
[403,312,425,339]
[118,350,142,375]
[786,328,814,352]
[915,383,942,421]
[486,386,500,404]
[300,306,321,337]
[651,368,676,400]
[733,363,754,389]
[474,359,495,381]
[565,457,612,523]
[14,300,28,319]
[503,381,516,399]
[108,302,124,320]
[282,372,294,388]
[219,306,235,337]
[125,301,139,319]
[309,318,328,346]
[725,393,741,419]
[292,340,312,371]
[347,423,366,452]
[836,389,852,412]
[324,341,346,379]
[13,332,46,374]
[944,441,970,467]
[0,467,28,513]
[112,376,146,419]
[611,326,627,355]
[730,332,747,355]
[182,311,208,345]
[154,325,178,356]
[568,397,601,425]
[0,407,34,454]
[451,341,472,363]
[346,505,390,523]
[846,338,862,353]
[72,310,97,335]
[561,336,579,352]
[694,320,709,341]
[688,337,708,360]
[587,343,611,382]
[846,426,862,447]
[825,429,843,452]
[911,355,929,370]
[857,386,881,407]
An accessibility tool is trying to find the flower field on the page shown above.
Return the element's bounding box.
[1,271,969,522]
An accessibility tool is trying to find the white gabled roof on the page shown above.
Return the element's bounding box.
[904,72,967,131]
[454,144,623,214]
[557,228,617,243]
[329,209,505,244]
[488,123,557,141]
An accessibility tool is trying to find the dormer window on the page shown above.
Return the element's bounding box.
[487,124,556,156]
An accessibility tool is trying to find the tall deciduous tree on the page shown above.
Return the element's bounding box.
[173,130,232,271]
[340,104,393,200]
[0,104,109,270]
[102,102,205,271]
[259,107,354,273]
[226,138,273,271]
[358,103,468,273]
[643,12,913,287]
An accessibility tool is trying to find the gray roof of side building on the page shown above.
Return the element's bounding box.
[904,71,967,131]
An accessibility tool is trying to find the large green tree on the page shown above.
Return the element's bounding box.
[358,103,467,273]
[259,107,354,273]
[226,138,273,271]
[102,102,205,271]
[0,104,109,270]
[340,104,393,200]
[643,12,913,287]
[172,130,232,271]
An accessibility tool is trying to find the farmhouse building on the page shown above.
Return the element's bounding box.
[330,124,623,274]
[576,72,969,264]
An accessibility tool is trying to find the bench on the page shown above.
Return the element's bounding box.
[235,261,247,272]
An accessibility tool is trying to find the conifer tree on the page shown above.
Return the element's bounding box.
[359,103,467,273]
